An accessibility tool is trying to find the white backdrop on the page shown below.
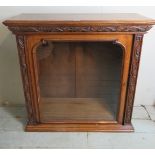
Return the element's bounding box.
[0,6,155,106]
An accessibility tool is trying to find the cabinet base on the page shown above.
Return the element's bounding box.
[25,123,134,132]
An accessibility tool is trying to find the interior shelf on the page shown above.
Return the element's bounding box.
[40,98,117,122]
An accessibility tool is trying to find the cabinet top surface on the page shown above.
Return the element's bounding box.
[3,13,155,25]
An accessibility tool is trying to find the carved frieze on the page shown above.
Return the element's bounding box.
[9,25,152,33]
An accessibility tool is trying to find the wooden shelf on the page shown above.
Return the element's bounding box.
[40,98,117,123]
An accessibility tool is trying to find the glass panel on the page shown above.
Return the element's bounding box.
[36,41,123,122]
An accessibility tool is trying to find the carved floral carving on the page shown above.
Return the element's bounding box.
[16,35,37,124]
[124,34,143,124]
[9,25,152,33]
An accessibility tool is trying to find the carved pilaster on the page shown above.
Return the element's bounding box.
[16,35,37,125]
[124,34,144,124]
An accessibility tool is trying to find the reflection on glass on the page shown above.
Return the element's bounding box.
[36,41,123,122]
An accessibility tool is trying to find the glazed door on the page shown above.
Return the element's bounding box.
[27,34,133,124]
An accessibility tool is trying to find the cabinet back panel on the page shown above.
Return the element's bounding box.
[36,41,122,98]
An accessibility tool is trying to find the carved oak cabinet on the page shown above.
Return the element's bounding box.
[3,13,155,132]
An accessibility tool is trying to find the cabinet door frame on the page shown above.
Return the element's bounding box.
[21,34,133,126]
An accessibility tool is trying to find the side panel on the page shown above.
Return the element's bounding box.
[124,34,144,124]
[16,35,40,124]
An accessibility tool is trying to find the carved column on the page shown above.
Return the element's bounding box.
[16,35,38,125]
[124,34,144,124]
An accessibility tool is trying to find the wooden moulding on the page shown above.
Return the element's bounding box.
[3,14,155,34]
[26,123,134,132]
[4,25,153,34]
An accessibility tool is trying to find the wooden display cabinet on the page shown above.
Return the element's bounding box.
[3,13,155,132]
